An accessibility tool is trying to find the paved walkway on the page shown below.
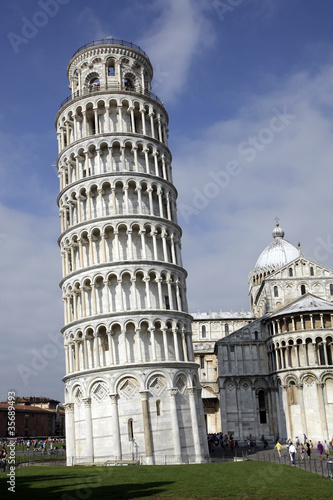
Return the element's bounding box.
[210,443,333,477]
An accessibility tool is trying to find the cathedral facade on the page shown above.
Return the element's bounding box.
[193,223,333,442]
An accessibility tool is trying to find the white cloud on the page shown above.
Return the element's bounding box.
[76,7,111,41]
[173,63,333,313]
[139,0,215,102]
[0,204,64,402]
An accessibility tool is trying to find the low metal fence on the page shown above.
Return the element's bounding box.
[249,449,333,479]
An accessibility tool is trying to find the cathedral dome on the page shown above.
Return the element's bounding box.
[253,223,299,274]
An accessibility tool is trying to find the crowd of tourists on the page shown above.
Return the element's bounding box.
[275,435,333,465]
[208,433,240,453]
[0,437,66,471]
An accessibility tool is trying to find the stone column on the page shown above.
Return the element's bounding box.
[109,394,122,460]
[297,384,307,439]
[83,337,89,369]
[108,146,113,172]
[82,398,93,463]
[152,231,158,260]
[144,148,150,173]
[137,187,142,213]
[186,332,195,361]
[162,327,169,361]
[274,387,282,439]
[153,152,159,176]
[281,385,292,439]
[107,331,114,365]
[220,384,228,435]
[133,146,139,172]
[161,232,168,261]
[64,345,70,374]
[129,107,135,132]
[68,343,74,373]
[64,402,75,465]
[158,191,163,218]
[157,278,163,309]
[94,334,100,367]
[149,112,155,139]
[175,280,182,311]
[173,328,180,361]
[136,328,143,362]
[188,387,202,462]
[80,341,85,370]
[168,388,181,461]
[323,340,328,366]
[140,231,147,259]
[144,277,151,309]
[74,341,80,372]
[140,391,153,465]
[167,279,174,309]
[124,186,129,214]
[127,230,133,260]
[181,329,188,361]
[317,382,329,439]
[150,328,157,361]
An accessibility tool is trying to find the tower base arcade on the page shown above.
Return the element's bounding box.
[64,364,209,465]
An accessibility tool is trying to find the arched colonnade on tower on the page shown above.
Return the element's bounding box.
[62,268,188,323]
[60,221,183,276]
[63,317,195,374]
[59,178,178,232]
[57,97,168,153]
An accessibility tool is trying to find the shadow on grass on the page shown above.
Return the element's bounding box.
[1,471,173,500]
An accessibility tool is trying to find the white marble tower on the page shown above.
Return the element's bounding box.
[55,39,208,465]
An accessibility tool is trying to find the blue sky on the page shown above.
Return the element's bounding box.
[2,0,333,403]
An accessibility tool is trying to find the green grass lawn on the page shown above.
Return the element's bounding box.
[1,461,333,500]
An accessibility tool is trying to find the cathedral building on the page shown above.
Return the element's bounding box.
[193,223,333,441]
[55,39,208,465]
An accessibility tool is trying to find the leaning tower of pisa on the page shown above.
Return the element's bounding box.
[55,39,208,465]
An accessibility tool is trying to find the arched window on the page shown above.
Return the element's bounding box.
[124,77,134,91]
[288,381,297,405]
[225,323,229,335]
[289,268,293,277]
[88,76,100,91]
[330,284,333,296]
[201,325,206,338]
[258,390,267,424]
[310,266,314,276]
[108,59,115,76]
[254,331,258,340]
[301,284,306,295]
[128,418,134,441]
[274,286,278,297]
[156,400,161,416]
